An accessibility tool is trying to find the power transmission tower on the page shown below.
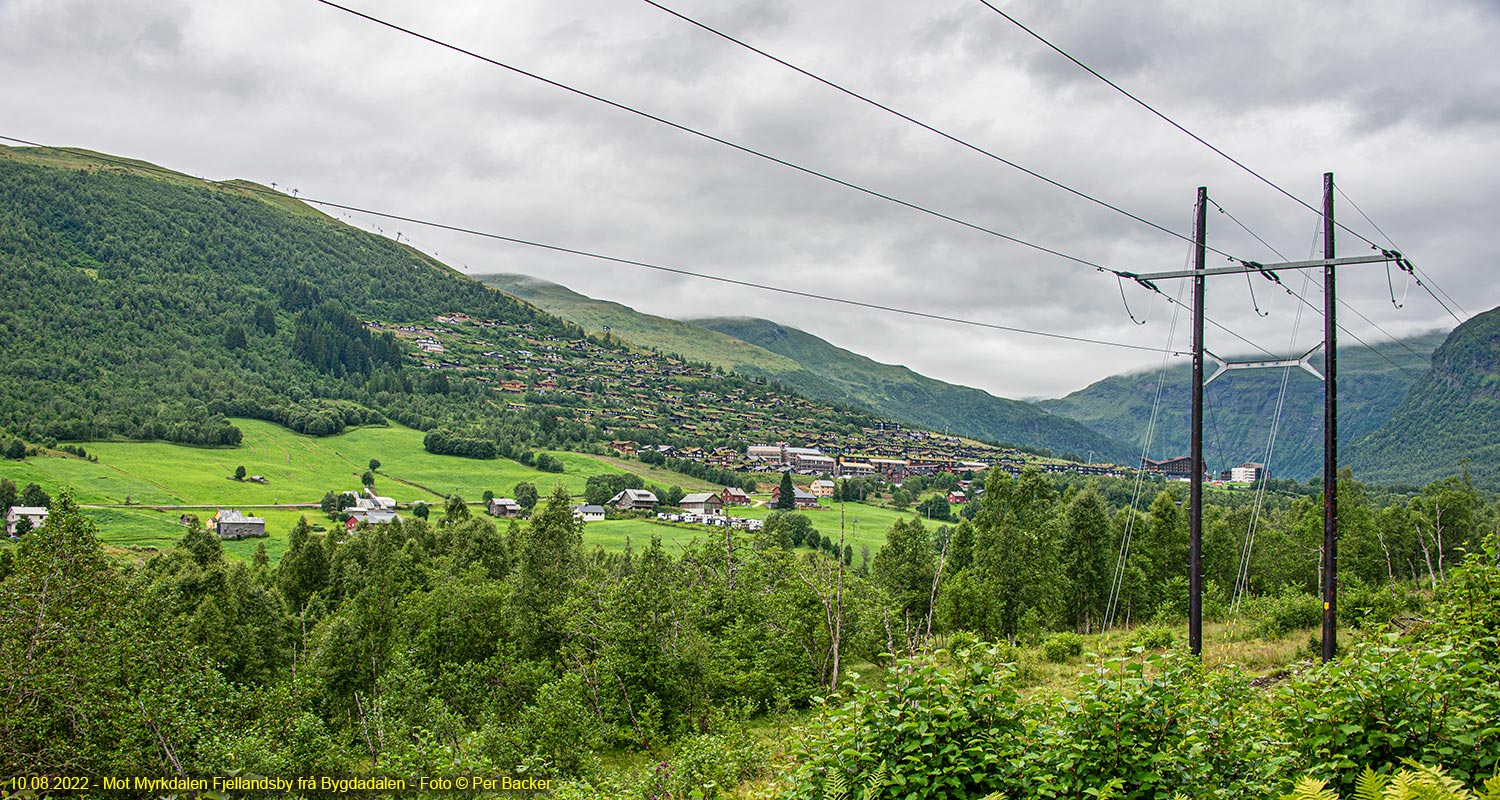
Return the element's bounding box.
[1134,173,1402,661]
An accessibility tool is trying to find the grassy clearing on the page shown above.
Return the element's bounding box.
[72,419,601,505]
[0,419,717,561]
[579,517,721,553]
[733,500,925,555]
[586,454,724,493]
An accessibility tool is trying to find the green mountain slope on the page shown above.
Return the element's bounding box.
[687,318,1134,462]
[0,144,581,448]
[1034,329,1451,482]
[1350,308,1500,487]
[481,274,805,377]
[484,274,1133,461]
[0,145,1023,469]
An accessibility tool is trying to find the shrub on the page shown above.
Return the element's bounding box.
[1245,586,1323,638]
[1041,632,1084,663]
[1021,653,1286,799]
[785,651,1023,799]
[1282,635,1500,790]
[1339,578,1425,630]
[1128,625,1175,651]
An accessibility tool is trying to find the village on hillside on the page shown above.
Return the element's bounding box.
[368,313,1142,480]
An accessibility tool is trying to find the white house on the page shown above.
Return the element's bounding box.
[572,504,606,523]
[6,506,47,537]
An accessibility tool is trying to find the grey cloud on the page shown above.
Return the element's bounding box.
[2,0,1493,399]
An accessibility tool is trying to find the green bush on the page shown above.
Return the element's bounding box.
[785,650,1023,800]
[1127,625,1175,651]
[1338,578,1424,630]
[1041,632,1084,663]
[1020,653,1287,799]
[1246,586,1324,638]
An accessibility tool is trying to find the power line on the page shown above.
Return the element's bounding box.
[0,134,1196,357]
[310,0,1144,280]
[302,2,1288,357]
[1206,196,1428,377]
[977,2,1462,355]
[637,0,1243,262]
[975,2,1424,264]
[1334,184,1465,323]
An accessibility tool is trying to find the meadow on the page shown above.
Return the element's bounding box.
[1,419,615,558]
[1,419,926,563]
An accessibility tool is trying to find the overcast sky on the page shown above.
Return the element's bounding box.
[4,0,1496,399]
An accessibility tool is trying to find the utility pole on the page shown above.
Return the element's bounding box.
[1130,173,1385,664]
[1189,187,1207,657]
[1322,172,1338,663]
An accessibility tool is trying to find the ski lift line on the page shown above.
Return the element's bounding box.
[2,133,1255,356]
[636,0,1244,263]
[975,0,1394,260]
[310,0,1170,283]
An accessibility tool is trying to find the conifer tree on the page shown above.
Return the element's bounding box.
[777,472,796,510]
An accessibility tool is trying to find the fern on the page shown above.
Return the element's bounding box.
[821,770,848,800]
[1284,775,1340,800]
[1353,767,1387,800]
[858,761,889,800]
[1282,765,1499,800]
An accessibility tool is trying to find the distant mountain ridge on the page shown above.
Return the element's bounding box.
[1348,307,1500,488]
[692,316,1133,461]
[483,274,1135,461]
[1033,327,1461,483]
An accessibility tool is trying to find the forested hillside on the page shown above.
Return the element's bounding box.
[1351,307,1500,487]
[695,317,1134,462]
[1035,330,1448,482]
[0,145,578,447]
[485,274,1134,461]
[0,146,907,460]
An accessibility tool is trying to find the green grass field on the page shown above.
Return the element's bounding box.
[0,419,631,559]
[65,419,605,505]
[732,500,929,554]
[0,419,929,564]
